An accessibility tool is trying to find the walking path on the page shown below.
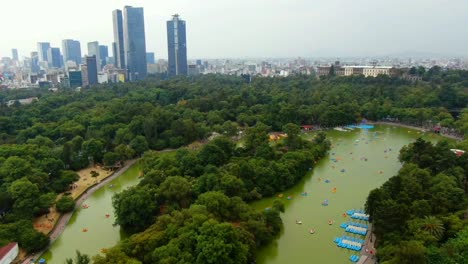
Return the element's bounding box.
[357,223,377,264]
[372,121,464,141]
[20,159,138,264]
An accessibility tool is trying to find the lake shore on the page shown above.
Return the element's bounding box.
[372,121,463,141]
[20,159,138,264]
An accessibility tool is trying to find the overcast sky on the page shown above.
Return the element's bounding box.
[1,0,468,59]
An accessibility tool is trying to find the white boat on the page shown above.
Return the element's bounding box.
[334,127,348,132]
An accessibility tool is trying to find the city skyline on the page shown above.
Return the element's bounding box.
[2,0,468,60]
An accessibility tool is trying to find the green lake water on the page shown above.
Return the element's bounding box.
[41,164,141,264]
[41,125,444,264]
[254,125,442,264]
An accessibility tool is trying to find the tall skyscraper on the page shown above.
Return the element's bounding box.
[87,41,101,70]
[62,39,82,66]
[146,52,155,64]
[11,49,18,60]
[112,9,125,69]
[48,47,62,68]
[37,42,51,62]
[30,52,40,73]
[167,14,188,77]
[85,55,98,86]
[99,45,109,67]
[123,6,147,81]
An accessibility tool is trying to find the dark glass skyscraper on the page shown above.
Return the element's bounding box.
[123,6,147,81]
[113,9,125,69]
[99,45,108,67]
[62,39,82,66]
[37,42,51,62]
[48,47,62,68]
[167,14,188,77]
[86,55,98,86]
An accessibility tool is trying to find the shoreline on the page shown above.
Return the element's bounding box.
[19,159,138,264]
[371,121,463,141]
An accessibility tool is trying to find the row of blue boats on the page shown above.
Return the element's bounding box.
[336,235,365,244]
[345,226,367,236]
[346,209,364,215]
[340,222,368,229]
[334,237,363,251]
[349,255,361,262]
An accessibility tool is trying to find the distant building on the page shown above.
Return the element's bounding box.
[0,242,18,264]
[99,45,108,67]
[47,47,62,68]
[146,52,155,64]
[167,14,188,77]
[81,64,88,87]
[30,52,40,73]
[316,65,399,78]
[87,41,101,70]
[112,9,126,69]
[37,42,51,62]
[123,6,147,81]
[68,71,82,88]
[62,39,82,66]
[11,49,18,61]
[6,97,38,107]
[188,64,199,76]
[86,55,98,86]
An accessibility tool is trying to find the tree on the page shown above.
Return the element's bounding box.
[8,178,40,218]
[56,196,76,213]
[103,152,120,166]
[130,136,149,156]
[282,123,301,150]
[112,186,157,233]
[65,250,91,264]
[82,139,104,164]
[195,220,249,264]
[158,176,192,208]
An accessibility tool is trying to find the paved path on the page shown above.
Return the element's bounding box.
[373,121,463,141]
[20,159,138,264]
[357,224,377,264]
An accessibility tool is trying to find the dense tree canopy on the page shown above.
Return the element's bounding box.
[366,138,468,263]
[0,71,465,256]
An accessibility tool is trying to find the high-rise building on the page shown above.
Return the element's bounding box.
[37,42,51,62]
[85,55,98,86]
[87,41,101,70]
[123,6,147,81]
[167,14,188,77]
[68,71,83,88]
[99,45,108,67]
[30,52,40,73]
[11,49,18,61]
[48,47,62,68]
[112,9,125,69]
[146,52,155,64]
[62,39,82,66]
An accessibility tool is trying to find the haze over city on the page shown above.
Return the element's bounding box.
[2,0,468,59]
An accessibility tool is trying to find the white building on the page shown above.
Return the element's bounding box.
[0,243,18,264]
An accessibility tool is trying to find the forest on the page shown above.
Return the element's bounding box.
[0,69,466,258]
[366,139,468,264]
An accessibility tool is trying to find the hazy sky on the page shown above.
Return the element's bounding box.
[1,0,468,59]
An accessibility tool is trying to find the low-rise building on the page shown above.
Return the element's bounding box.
[0,242,18,264]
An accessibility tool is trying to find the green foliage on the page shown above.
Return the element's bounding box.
[1,71,466,255]
[56,196,75,213]
[65,250,91,264]
[367,139,468,263]
[112,186,158,233]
